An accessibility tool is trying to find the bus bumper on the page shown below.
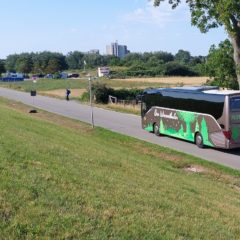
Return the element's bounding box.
[226,140,240,149]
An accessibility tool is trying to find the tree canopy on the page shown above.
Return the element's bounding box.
[2,50,204,77]
[175,50,191,64]
[0,60,5,76]
[205,39,238,89]
[5,52,67,74]
[154,0,240,89]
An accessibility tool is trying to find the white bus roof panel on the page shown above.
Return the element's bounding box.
[203,90,240,95]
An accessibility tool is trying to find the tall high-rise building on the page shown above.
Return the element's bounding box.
[106,41,130,59]
[88,49,100,54]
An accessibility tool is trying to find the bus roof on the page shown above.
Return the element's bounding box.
[203,89,240,95]
[143,86,218,94]
[143,86,240,96]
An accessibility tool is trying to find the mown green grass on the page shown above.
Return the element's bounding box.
[0,79,88,92]
[0,78,167,92]
[0,98,240,239]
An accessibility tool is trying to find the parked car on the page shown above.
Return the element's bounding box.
[45,74,53,79]
[68,73,79,78]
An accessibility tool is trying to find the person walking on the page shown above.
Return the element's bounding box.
[66,88,71,101]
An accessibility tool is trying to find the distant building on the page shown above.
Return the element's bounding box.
[106,41,130,59]
[88,49,100,54]
[98,67,110,77]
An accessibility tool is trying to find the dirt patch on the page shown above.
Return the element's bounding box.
[40,89,86,98]
[184,165,206,173]
[113,77,209,85]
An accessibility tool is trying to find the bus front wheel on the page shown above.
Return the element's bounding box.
[154,123,160,136]
[195,133,204,148]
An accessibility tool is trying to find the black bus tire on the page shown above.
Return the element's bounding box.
[154,123,160,136]
[195,133,204,148]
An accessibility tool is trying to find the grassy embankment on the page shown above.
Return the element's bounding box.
[0,98,240,239]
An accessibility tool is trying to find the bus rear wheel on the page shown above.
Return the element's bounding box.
[195,133,204,148]
[154,123,160,136]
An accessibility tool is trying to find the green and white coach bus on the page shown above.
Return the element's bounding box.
[140,86,240,149]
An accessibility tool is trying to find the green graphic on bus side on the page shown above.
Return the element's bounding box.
[177,111,196,140]
[232,126,240,142]
[200,117,213,147]
[158,110,213,147]
[144,123,153,132]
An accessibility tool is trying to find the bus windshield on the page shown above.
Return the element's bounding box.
[230,96,240,111]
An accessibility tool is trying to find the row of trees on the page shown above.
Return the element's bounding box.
[0,50,204,76]
[4,52,67,74]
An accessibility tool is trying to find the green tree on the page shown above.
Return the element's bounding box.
[164,62,197,76]
[66,51,84,69]
[5,54,19,72]
[91,83,114,104]
[0,60,5,76]
[175,50,191,64]
[153,0,240,89]
[83,53,105,68]
[152,51,174,63]
[33,52,67,74]
[45,58,62,74]
[15,54,33,73]
[146,56,164,68]
[205,39,238,89]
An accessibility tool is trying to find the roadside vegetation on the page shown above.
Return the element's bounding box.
[0,98,240,239]
[0,76,207,115]
[7,76,202,116]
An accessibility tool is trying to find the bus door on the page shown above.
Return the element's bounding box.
[230,95,240,144]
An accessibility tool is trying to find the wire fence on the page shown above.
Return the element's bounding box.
[108,95,141,110]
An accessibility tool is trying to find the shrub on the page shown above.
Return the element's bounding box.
[92,82,114,103]
[85,82,143,104]
[164,62,198,76]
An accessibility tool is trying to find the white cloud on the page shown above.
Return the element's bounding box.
[122,1,188,28]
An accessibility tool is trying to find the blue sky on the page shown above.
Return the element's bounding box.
[0,0,228,59]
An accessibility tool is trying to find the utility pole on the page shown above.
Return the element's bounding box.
[88,75,94,128]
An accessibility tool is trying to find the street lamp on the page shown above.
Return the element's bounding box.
[88,75,94,128]
[29,79,37,113]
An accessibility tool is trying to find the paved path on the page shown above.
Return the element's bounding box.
[1,87,240,170]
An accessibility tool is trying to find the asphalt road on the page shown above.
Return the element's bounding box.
[1,87,240,170]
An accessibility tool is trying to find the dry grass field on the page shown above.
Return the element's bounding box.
[113,76,209,85]
[38,76,209,99]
